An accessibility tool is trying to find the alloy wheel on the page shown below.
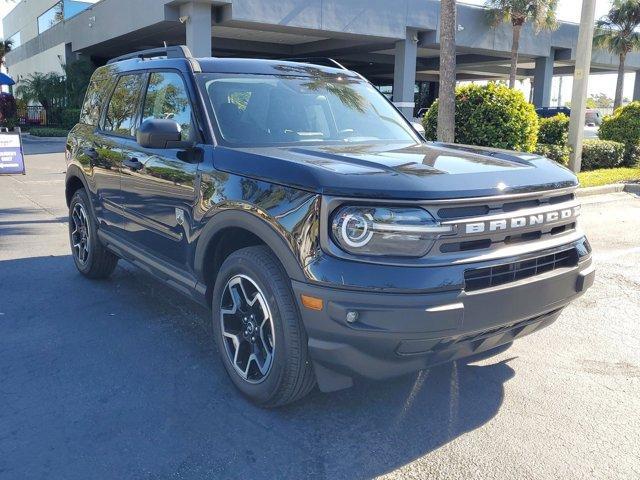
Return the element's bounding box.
[220,274,275,383]
[71,203,91,265]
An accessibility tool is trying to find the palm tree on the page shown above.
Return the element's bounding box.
[593,0,640,110]
[15,72,65,111]
[0,38,13,67]
[485,0,559,89]
[438,0,457,142]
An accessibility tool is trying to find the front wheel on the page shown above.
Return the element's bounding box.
[211,246,316,407]
[69,189,118,279]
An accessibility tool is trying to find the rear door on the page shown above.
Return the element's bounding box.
[91,72,146,236]
[119,70,200,268]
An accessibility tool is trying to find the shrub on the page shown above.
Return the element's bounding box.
[61,108,81,129]
[581,139,625,170]
[599,101,640,145]
[423,83,539,152]
[599,102,640,166]
[623,143,640,167]
[537,113,569,146]
[28,127,69,137]
[0,92,17,123]
[534,143,571,165]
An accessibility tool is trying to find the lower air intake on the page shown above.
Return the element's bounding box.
[464,248,579,291]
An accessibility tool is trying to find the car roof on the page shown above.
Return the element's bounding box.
[108,56,361,79]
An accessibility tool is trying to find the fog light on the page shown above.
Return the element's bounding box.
[346,311,359,323]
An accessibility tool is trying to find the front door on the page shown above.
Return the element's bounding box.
[120,71,200,268]
[93,72,146,236]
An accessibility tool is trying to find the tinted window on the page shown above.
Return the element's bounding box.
[200,71,419,146]
[142,72,193,141]
[80,66,117,126]
[103,74,144,137]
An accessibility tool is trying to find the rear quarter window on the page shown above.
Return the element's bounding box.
[79,65,118,126]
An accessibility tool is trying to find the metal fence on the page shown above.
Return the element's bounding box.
[17,106,48,126]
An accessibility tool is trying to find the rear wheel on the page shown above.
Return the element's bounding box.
[69,189,118,279]
[211,246,316,407]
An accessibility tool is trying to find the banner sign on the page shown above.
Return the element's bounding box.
[0,130,25,175]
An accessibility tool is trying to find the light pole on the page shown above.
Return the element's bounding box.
[568,0,597,173]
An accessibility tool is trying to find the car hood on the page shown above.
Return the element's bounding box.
[213,141,578,200]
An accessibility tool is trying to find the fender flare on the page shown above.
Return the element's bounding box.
[64,166,101,219]
[194,209,307,283]
[65,165,91,204]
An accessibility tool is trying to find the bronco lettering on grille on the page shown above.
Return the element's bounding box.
[462,205,580,235]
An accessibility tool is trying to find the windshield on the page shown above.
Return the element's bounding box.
[198,71,420,146]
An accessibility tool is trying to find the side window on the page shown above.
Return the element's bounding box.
[103,74,144,137]
[142,72,194,141]
[80,66,117,126]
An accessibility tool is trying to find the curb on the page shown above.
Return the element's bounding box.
[576,183,640,197]
[21,134,68,142]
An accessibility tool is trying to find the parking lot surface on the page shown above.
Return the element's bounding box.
[1,148,639,480]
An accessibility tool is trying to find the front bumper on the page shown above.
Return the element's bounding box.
[293,242,594,392]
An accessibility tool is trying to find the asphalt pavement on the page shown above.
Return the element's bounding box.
[1,147,639,480]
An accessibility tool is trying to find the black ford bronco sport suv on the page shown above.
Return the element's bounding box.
[65,46,594,406]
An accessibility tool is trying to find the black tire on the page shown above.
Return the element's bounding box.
[211,246,316,407]
[69,188,118,279]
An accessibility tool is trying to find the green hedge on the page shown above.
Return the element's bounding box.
[534,143,571,165]
[538,114,569,146]
[581,139,625,171]
[623,143,640,167]
[599,102,640,166]
[29,127,69,137]
[47,107,81,129]
[599,101,640,145]
[423,83,539,152]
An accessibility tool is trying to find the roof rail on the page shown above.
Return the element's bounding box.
[281,57,350,71]
[107,45,193,64]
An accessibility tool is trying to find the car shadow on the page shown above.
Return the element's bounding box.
[0,254,515,479]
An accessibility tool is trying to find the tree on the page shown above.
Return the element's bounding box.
[61,59,95,108]
[15,72,65,111]
[0,38,13,67]
[589,92,614,109]
[593,0,640,110]
[485,0,559,89]
[438,0,457,142]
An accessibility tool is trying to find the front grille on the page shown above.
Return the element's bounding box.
[464,248,578,291]
[436,192,575,220]
[432,191,579,256]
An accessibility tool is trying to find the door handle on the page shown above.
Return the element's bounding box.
[123,157,143,171]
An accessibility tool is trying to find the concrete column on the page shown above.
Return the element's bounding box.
[393,29,418,119]
[180,2,212,58]
[634,71,640,102]
[532,49,554,108]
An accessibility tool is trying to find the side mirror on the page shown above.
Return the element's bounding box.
[137,118,182,149]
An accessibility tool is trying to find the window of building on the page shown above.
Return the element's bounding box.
[103,74,145,137]
[8,31,21,49]
[64,1,98,20]
[142,72,194,141]
[37,2,64,34]
[37,1,98,34]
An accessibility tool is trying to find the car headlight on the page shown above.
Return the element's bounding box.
[330,206,452,257]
